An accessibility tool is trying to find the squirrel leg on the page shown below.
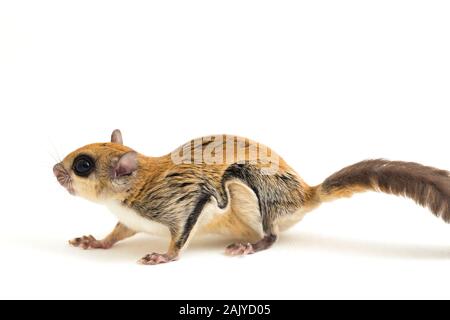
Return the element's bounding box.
[69,222,136,250]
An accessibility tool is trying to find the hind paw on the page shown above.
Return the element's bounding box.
[225,242,255,256]
[138,253,178,265]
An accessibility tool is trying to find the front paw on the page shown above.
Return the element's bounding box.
[138,253,178,265]
[69,235,112,250]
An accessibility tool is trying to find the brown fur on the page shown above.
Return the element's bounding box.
[317,159,450,222]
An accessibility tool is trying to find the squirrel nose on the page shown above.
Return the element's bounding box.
[53,163,69,186]
[53,163,64,177]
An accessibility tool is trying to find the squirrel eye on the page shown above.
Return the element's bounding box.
[73,155,95,177]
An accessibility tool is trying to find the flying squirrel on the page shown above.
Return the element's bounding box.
[53,129,450,265]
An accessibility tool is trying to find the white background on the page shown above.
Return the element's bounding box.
[0,1,449,299]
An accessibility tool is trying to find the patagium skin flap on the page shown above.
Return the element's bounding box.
[53,129,450,265]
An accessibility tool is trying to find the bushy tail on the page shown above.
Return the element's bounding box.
[314,159,450,222]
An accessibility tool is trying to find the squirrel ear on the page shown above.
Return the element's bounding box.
[111,129,123,145]
[113,152,138,178]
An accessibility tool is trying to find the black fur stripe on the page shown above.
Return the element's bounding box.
[176,192,211,248]
[221,163,305,233]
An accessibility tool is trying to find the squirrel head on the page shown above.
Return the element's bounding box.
[53,129,139,202]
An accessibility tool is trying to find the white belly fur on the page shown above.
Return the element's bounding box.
[104,200,170,237]
[103,179,311,239]
[102,180,263,240]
